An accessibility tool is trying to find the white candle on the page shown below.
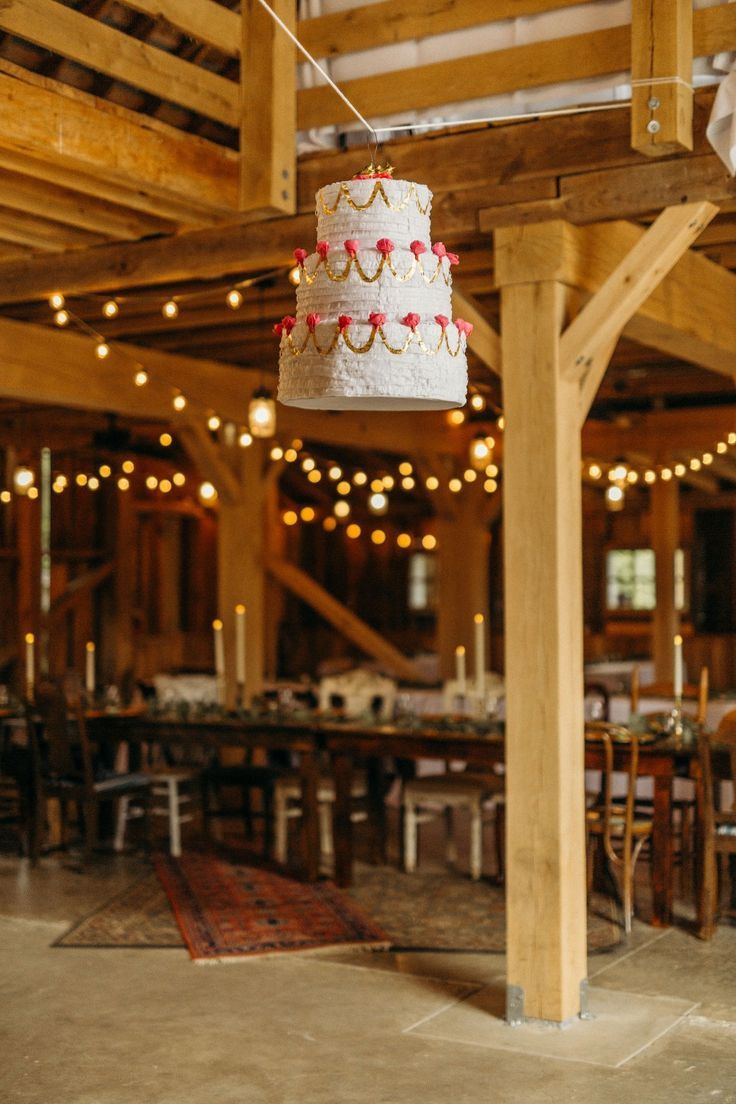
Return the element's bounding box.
[474,613,485,695]
[213,618,225,706]
[24,632,34,699]
[455,646,467,695]
[85,641,96,697]
[673,633,683,699]
[235,604,246,687]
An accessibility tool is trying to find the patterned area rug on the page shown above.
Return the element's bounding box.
[54,851,622,956]
[154,849,390,961]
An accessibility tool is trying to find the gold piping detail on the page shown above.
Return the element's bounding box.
[319,180,430,216]
[300,253,450,288]
[281,324,466,359]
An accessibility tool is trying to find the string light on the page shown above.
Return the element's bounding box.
[117,477,130,491]
[173,393,187,412]
[239,431,253,448]
[398,461,413,476]
[103,300,119,318]
[270,445,284,461]
[87,476,100,490]
[397,533,412,549]
[95,342,110,359]
[470,392,486,412]
[323,516,337,531]
[346,523,361,539]
[207,414,222,432]
[353,471,367,486]
[307,469,322,483]
[173,472,186,486]
[159,479,172,494]
[159,433,172,447]
[162,300,179,319]
[336,480,351,495]
[226,289,243,310]
[283,510,298,526]
[122,460,135,474]
[300,506,315,522]
[145,476,158,490]
[27,486,39,500]
[199,481,217,503]
[448,478,462,493]
[371,529,386,545]
[401,476,415,490]
[134,370,148,387]
[447,410,465,426]
[54,309,69,326]
[425,476,439,491]
[99,464,112,478]
[421,534,437,550]
[328,465,342,481]
[49,293,65,310]
[334,500,350,518]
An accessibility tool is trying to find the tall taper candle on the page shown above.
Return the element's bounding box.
[673,633,683,700]
[213,619,225,705]
[25,632,35,700]
[85,641,96,698]
[474,613,485,696]
[235,604,246,688]
[455,646,467,695]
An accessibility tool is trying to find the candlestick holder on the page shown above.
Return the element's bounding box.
[667,696,684,741]
[236,681,246,711]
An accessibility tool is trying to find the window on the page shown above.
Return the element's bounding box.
[606,549,656,611]
[408,552,437,612]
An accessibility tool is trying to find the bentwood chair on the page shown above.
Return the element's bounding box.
[29,684,151,863]
[585,721,653,934]
[696,709,736,940]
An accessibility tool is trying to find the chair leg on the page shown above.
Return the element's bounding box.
[241,785,254,839]
[319,801,333,857]
[113,796,130,853]
[679,805,693,899]
[469,805,482,881]
[403,800,417,873]
[167,778,182,858]
[444,806,457,865]
[83,800,98,863]
[274,787,289,864]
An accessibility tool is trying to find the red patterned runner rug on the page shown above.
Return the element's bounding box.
[153,847,390,962]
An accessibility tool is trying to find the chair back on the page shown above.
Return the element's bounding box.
[699,708,736,848]
[585,721,640,857]
[630,664,709,725]
[318,669,397,721]
[33,683,95,793]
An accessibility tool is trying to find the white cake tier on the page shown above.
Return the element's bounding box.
[296,248,454,321]
[278,319,468,411]
[315,179,431,250]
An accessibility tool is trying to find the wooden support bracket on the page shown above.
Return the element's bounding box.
[179,423,242,507]
[453,288,502,377]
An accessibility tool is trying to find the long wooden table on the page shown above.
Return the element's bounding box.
[91,713,696,926]
[326,722,696,928]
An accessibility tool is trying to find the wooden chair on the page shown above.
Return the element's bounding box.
[402,769,505,881]
[29,684,151,863]
[696,709,736,940]
[585,721,653,934]
[272,769,369,867]
[200,746,286,853]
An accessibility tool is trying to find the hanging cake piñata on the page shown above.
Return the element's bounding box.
[275,166,471,410]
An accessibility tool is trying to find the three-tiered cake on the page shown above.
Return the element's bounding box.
[276,170,471,410]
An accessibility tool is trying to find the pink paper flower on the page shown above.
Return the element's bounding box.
[432,242,447,258]
[409,240,427,257]
[293,248,308,266]
[376,237,395,255]
[306,312,321,332]
[455,318,474,336]
[338,314,353,332]
[368,312,386,328]
[343,239,360,257]
[446,251,460,265]
[434,314,449,330]
[281,315,296,335]
[316,240,330,260]
[401,313,421,330]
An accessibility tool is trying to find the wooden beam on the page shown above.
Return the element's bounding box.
[179,423,241,506]
[299,0,586,60]
[453,288,501,377]
[498,217,736,380]
[631,0,693,156]
[120,0,239,55]
[48,562,114,621]
[0,205,106,251]
[296,5,736,130]
[584,407,736,459]
[559,202,717,421]
[0,0,239,127]
[0,62,239,224]
[0,168,174,240]
[498,243,586,1023]
[240,0,296,216]
[267,556,430,685]
[562,202,716,383]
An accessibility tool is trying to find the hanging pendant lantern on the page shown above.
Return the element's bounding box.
[276,166,471,411]
[248,387,277,438]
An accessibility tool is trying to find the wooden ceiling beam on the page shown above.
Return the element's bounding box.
[120,0,239,56]
[452,289,501,378]
[0,0,239,127]
[240,0,296,217]
[583,408,736,457]
[299,0,585,59]
[296,4,735,130]
[631,0,693,156]
[0,62,239,224]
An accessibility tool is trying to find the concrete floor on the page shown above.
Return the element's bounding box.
[2,847,736,1103]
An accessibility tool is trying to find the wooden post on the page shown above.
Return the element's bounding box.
[240,0,296,216]
[217,443,266,707]
[497,232,587,1024]
[650,478,680,682]
[631,0,693,156]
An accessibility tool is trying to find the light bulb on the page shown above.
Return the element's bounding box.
[103,300,119,318]
[226,289,243,309]
[134,370,148,387]
[95,342,110,359]
[173,393,187,411]
[54,309,69,326]
[49,293,65,310]
[162,300,179,319]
